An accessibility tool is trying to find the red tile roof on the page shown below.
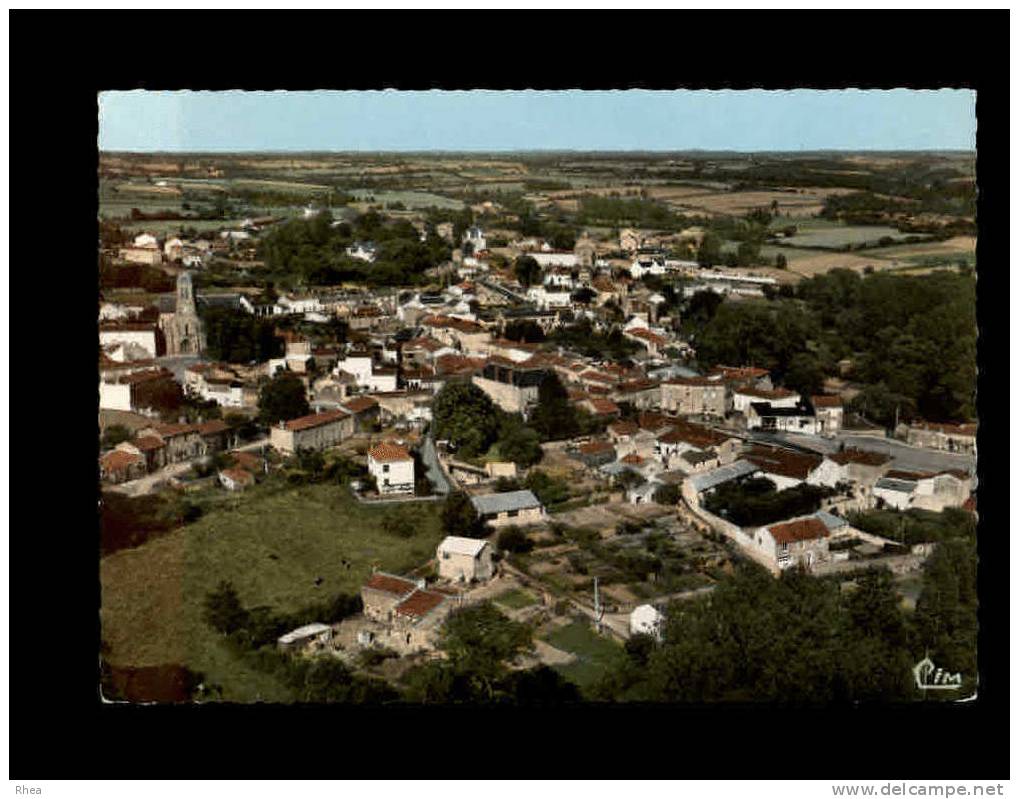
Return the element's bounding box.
[284,409,350,432]
[151,423,197,438]
[220,468,254,485]
[658,422,729,449]
[369,442,412,463]
[829,448,891,466]
[608,420,639,437]
[625,327,668,346]
[578,440,615,456]
[363,573,418,597]
[421,314,486,334]
[811,394,843,408]
[229,451,261,471]
[585,397,621,416]
[746,446,822,480]
[710,365,769,381]
[101,450,144,470]
[665,376,720,387]
[737,386,798,400]
[768,517,830,545]
[195,420,230,436]
[638,411,673,432]
[131,435,166,452]
[621,453,644,465]
[342,396,379,414]
[394,589,447,619]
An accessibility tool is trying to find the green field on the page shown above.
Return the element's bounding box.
[493,587,538,610]
[346,189,463,210]
[542,620,626,693]
[100,481,445,702]
[777,225,928,250]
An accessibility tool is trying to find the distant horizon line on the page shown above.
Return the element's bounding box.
[100,147,976,156]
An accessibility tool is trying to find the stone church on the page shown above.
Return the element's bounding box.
[158,271,206,356]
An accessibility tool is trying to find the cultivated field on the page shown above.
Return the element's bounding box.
[665,187,859,218]
[777,225,929,250]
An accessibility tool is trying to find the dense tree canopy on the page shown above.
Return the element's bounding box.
[257,371,310,425]
[513,255,542,288]
[528,373,579,441]
[201,307,284,364]
[692,269,976,424]
[431,382,501,457]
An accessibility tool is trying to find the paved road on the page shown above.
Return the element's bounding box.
[420,435,451,495]
[108,461,194,497]
[108,436,270,497]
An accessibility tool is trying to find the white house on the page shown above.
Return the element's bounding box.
[629,604,664,640]
[531,251,577,268]
[334,353,374,386]
[463,226,487,253]
[732,386,800,414]
[368,442,415,495]
[872,477,916,510]
[527,285,572,310]
[752,515,832,572]
[437,536,494,583]
[274,294,325,316]
[346,241,377,263]
[629,257,666,279]
[746,402,819,435]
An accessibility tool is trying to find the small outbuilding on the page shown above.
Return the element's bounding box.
[277,623,333,653]
[437,536,494,583]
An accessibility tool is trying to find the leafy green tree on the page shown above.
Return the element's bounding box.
[497,526,533,554]
[496,418,543,467]
[913,538,978,687]
[505,665,581,705]
[529,373,579,441]
[101,424,133,449]
[785,352,826,397]
[431,382,501,457]
[514,255,542,288]
[203,581,250,635]
[503,319,545,343]
[652,483,682,506]
[441,491,486,538]
[697,232,723,267]
[257,371,309,425]
[438,602,534,699]
[524,470,570,506]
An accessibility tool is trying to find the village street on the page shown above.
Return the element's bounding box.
[109,436,270,497]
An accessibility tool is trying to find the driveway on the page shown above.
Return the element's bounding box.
[107,461,194,497]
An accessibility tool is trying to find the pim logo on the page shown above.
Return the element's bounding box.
[913,655,962,691]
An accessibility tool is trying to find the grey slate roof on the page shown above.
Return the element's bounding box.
[690,459,759,493]
[814,510,849,531]
[875,478,917,494]
[471,489,542,516]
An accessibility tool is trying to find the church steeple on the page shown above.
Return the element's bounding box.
[176,270,197,316]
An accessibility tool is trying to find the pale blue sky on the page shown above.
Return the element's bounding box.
[98,90,976,152]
